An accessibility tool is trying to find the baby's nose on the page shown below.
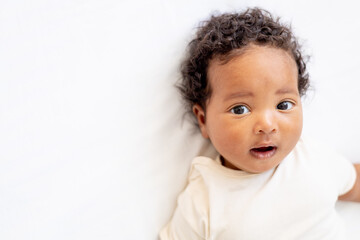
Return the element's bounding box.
[253,111,277,135]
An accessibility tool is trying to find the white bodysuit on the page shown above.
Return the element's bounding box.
[160,138,356,240]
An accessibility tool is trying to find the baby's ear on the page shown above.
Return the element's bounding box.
[192,104,209,139]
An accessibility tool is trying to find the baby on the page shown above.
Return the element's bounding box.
[160,8,360,239]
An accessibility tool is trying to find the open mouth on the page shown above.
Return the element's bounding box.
[250,146,277,159]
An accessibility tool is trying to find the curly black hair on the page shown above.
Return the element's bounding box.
[178,7,309,117]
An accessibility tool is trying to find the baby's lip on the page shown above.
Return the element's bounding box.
[250,143,277,159]
[251,142,276,149]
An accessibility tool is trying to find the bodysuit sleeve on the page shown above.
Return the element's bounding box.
[159,169,209,240]
[303,137,357,197]
[332,154,357,196]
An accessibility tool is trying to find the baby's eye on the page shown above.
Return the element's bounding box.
[277,101,294,110]
[230,105,250,115]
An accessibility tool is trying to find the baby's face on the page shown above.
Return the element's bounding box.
[193,45,303,173]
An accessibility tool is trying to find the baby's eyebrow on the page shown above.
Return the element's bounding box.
[276,88,298,95]
[224,91,254,101]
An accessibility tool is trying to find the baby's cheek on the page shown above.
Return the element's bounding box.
[283,115,303,145]
[214,128,240,149]
[292,112,303,134]
[225,128,248,150]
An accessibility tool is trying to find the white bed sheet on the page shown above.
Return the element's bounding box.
[1,0,359,239]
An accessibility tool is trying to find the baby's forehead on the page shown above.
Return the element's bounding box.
[206,46,299,93]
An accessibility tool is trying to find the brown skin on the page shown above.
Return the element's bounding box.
[193,46,303,173]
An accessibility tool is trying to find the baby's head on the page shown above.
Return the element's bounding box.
[179,8,310,173]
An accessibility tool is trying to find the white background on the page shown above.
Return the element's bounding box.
[1,0,359,239]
